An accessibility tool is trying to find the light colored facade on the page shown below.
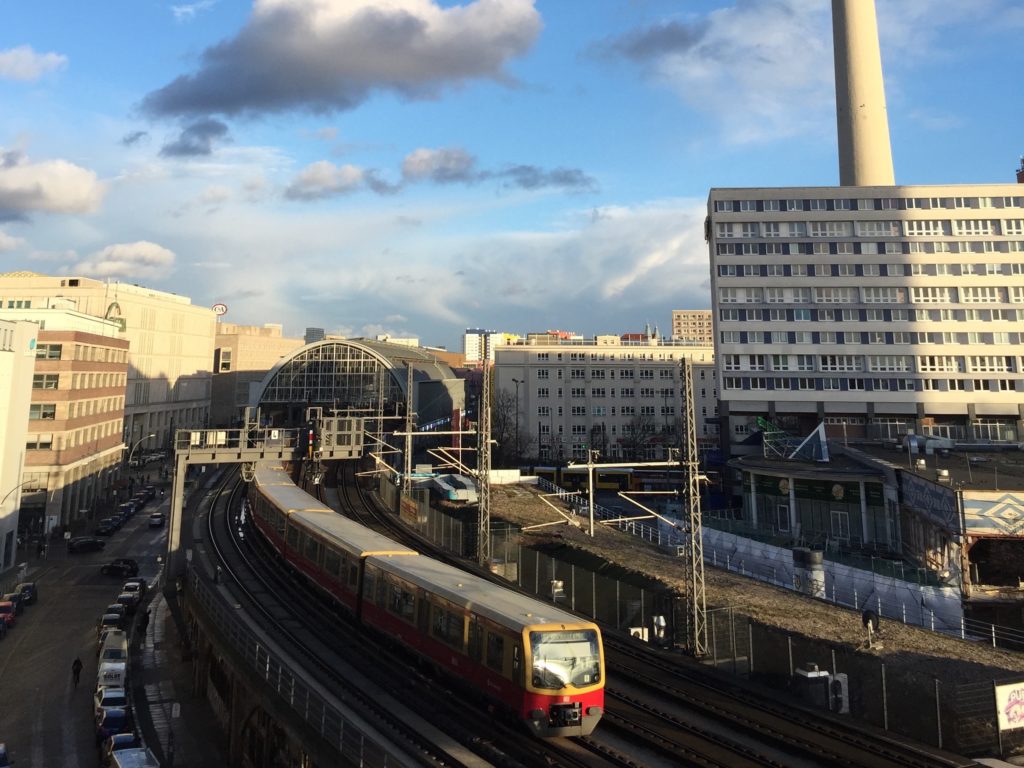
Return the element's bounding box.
[494,336,717,462]
[0,319,38,571]
[707,184,1024,450]
[0,272,216,451]
[211,322,304,426]
[670,310,714,345]
[0,310,129,533]
[463,328,520,364]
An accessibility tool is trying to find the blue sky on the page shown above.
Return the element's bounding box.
[2,0,1023,351]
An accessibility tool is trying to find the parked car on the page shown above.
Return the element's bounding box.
[0,742,11,767]
[100,732,141,766]
[97,613,125,635]
[68,536,106,554]
[0,593,24,616]
[95,706,131,743]
[15,582,37,605]
[0,602,16,628]
[94,520,118,536]
[100,559,139,577]
[97,628,128,655]
[115,593,138,615]
[148,512,165,528]
[94,687,128,718]
[122,579,146,599]
[103,604,127,620]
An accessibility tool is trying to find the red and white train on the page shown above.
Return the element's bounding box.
[247,463,605,737]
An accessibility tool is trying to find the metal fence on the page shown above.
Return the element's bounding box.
[187,568,408,767]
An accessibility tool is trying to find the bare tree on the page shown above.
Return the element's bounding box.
[491,388,521,467]
[620,413,656,460]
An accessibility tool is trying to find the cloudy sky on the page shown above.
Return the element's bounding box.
[2,0,1023,350]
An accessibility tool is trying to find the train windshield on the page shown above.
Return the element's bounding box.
[529,630,601,690]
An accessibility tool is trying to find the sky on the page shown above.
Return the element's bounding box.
[2,0,1023,351]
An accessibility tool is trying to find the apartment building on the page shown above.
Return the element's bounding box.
[494,335,717,463]
[671,310,714,345]
[708,184,1024,450]
[463,328,520,365]
[0,319,38,571]
[0,272,216,450]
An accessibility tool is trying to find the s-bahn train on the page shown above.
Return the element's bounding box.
[247,463,605,737]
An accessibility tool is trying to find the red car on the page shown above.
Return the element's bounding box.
[0,601,16,628]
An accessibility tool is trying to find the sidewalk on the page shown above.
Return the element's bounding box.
[131,589,228,768]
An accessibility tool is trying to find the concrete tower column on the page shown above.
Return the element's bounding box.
[832,0,895,186]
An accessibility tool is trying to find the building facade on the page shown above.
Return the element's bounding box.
[671,310,714,345]
[11,311,129,534]
[707,184,1024,451]
[0,319,38,571]
[211,322,304,426]
[494,336,717,463]
[0,273,216,451]
[463,328,519,365]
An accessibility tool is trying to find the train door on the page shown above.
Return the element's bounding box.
[468,616,482,663]
[512,642,523,686]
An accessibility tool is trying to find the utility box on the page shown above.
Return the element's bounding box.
[793,663,832,710]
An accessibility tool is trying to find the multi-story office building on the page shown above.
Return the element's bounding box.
[494,335,717,462]
[463,328,520,365]
[211,322,304,426]
[671,310,713,345]
[708,184,1024,448]
[0,273,216,450]
[304,327,325,344]
[0,309,129,534]
[0,319,38,571]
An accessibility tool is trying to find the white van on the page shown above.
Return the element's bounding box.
[99,632,129,663]
[97,661,126,690]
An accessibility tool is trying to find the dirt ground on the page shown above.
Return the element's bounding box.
[491,483,1024,683]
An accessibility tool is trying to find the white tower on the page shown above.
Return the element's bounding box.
[832,0,895,186]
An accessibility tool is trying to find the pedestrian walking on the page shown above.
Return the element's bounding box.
[71,656,83,687]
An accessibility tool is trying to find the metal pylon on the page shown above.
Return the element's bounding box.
[403,364,414,494]
[681,357,708,656]
[477,361,492,566]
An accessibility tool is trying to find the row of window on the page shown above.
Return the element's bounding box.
[720,285,1024,305]
[718,259,1024,277]
[721,377,1018,392]
[537,387,690,399]
[26,418,123,451]
[719,329,1021,346]
[29,396,126,421]
[713,196,1024,213]
[723,354,1019,374]
[543,368,675,380]
[531,350,704,362]
[539,404,696,421]
[715,219,1024,240]
[720,307,1024,323]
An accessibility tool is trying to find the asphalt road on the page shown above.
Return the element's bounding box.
[0,503,167,767]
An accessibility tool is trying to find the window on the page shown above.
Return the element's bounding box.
[786,199,803,211]
[537,388,548,398]
[766,264,784,277]
[35,344,62,360]
[862,287,901,304]
[790,264,808,277]
[216,348,232,372]
[32,374,59,390]
[29,404,56,420]
[857,220,899,237]
[570,387,585,398]
[26,434,53,450]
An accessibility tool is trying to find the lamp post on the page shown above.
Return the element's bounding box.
[127,433,156,476]
[512,378,522,463]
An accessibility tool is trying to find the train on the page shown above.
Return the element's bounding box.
[247,463,605,737]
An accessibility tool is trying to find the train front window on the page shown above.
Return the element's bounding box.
[529,630,601,690]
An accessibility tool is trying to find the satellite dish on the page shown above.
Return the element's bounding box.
[862,609,880,634]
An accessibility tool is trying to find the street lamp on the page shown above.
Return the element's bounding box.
[127,433,156,472]
[512,378,522,462]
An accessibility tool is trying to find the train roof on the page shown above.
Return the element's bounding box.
[255,478,330,515]
[292,509,417,557]
[252,462,296,487]
[369,554,594,632]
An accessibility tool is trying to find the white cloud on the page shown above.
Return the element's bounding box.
[284,161,365,199]
[0,45,67,81]
[0,229,23,252]
[72,241,176,280]
[171,0,218,23]
[402,147,477,182]
[0,150,105,215]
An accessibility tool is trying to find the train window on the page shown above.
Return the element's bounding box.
[468,618,482,662]
[347,564,358,588]
[362,569,376,602]
[485,633,505,672]
[432,605,464,650]
[286,525,300,549]
[388,583,416,621]
[529,629,602,690]
[323,549,341,577]
[303,535,320,564]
